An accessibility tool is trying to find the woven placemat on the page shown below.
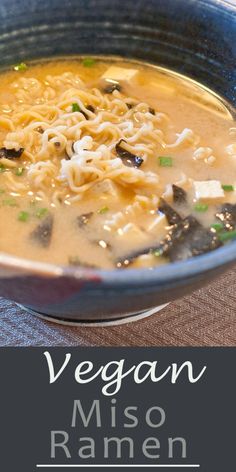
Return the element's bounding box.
[0,267,235,346]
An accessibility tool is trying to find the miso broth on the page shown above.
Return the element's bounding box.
[0,57,235,269]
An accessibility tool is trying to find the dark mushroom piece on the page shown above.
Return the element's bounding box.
[158,198,182,225]
[67,141,78,159]
[164,216,222,262]
[149,107,156,115]
[30,214,53,248]
[103,82,122,94]
[116,245,157,268]
[115,139,143,168]
[77,212,93,228]
[68,256,98,269]
[86,105,95,113]
[80,105,95,120]
[172,184,187,205]
[215,203,236,231]
[35,126,44,134]
[0,147,24,159]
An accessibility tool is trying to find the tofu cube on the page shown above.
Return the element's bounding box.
[130,254,158,268]
[91,179,120,198]
[117,223,150,250]
[193,180,224,202]
[147,214,168,239]
[101,66,139,85]
[162,184,173,202]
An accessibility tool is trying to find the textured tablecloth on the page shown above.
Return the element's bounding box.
[0,267,236,346]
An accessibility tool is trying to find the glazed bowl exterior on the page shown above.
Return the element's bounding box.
[0,0,235,321]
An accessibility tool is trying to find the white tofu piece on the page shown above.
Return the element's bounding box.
[147,214,168,239]
[130,254,157,268]
[226,144,236,157]
[131,253,166,268]
[162,184,173,201]
[101,66,139,85]
[193,180,224,202]
[162,177,192,203]
[91,179,120,198]
[117,223,150,249]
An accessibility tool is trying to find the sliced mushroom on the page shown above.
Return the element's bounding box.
[103,83,122,94]
[68,256,97,268]
[216,203,236,231]
[30,214,53,248]
[86,105,95,113]
[77,212,93,228]
[165,216,222,262]
[149,107,156,115]
[158,198,182,225]
[172,184,187,205]
[115,139,143,168]
[0,147,24,159]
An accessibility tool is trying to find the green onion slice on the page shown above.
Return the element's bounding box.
[222,184,234,192]
[211,222,224,232]
[82,58,96,67]
[3,198,18,207]
[35,207,48,218]
[98,206,109,214]
[15,167,25,176]
[158,156,173,167]
[72,103,80,112]
[18,211,30,222]
[151,249,163,257]
[14,62,27,71]
[219,230,236,242]
[194,203,208,212]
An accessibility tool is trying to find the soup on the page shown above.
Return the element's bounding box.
[0,57,235,269]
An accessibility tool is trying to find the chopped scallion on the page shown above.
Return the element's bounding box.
[15,167,25,176]
[98,206,109,214]
[35,207,48,218]
[222,184,234,192]
[158,156,173,167]
[72,103,80,112]
[18,211,29,222]
[82,57,96,67]
[194,203,208,212]
[0,164,6,173]
[211,222,224,232]
[3,198,18,207]
[152,249,162,257]
[0,188,5,194]
[219,230,236,242]
[14,62,27,71]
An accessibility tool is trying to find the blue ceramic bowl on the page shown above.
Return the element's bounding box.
[0,0,235,322]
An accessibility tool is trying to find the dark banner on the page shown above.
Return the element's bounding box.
[0,348,234,470]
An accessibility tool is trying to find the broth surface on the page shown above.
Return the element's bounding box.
[0,57,235,269]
